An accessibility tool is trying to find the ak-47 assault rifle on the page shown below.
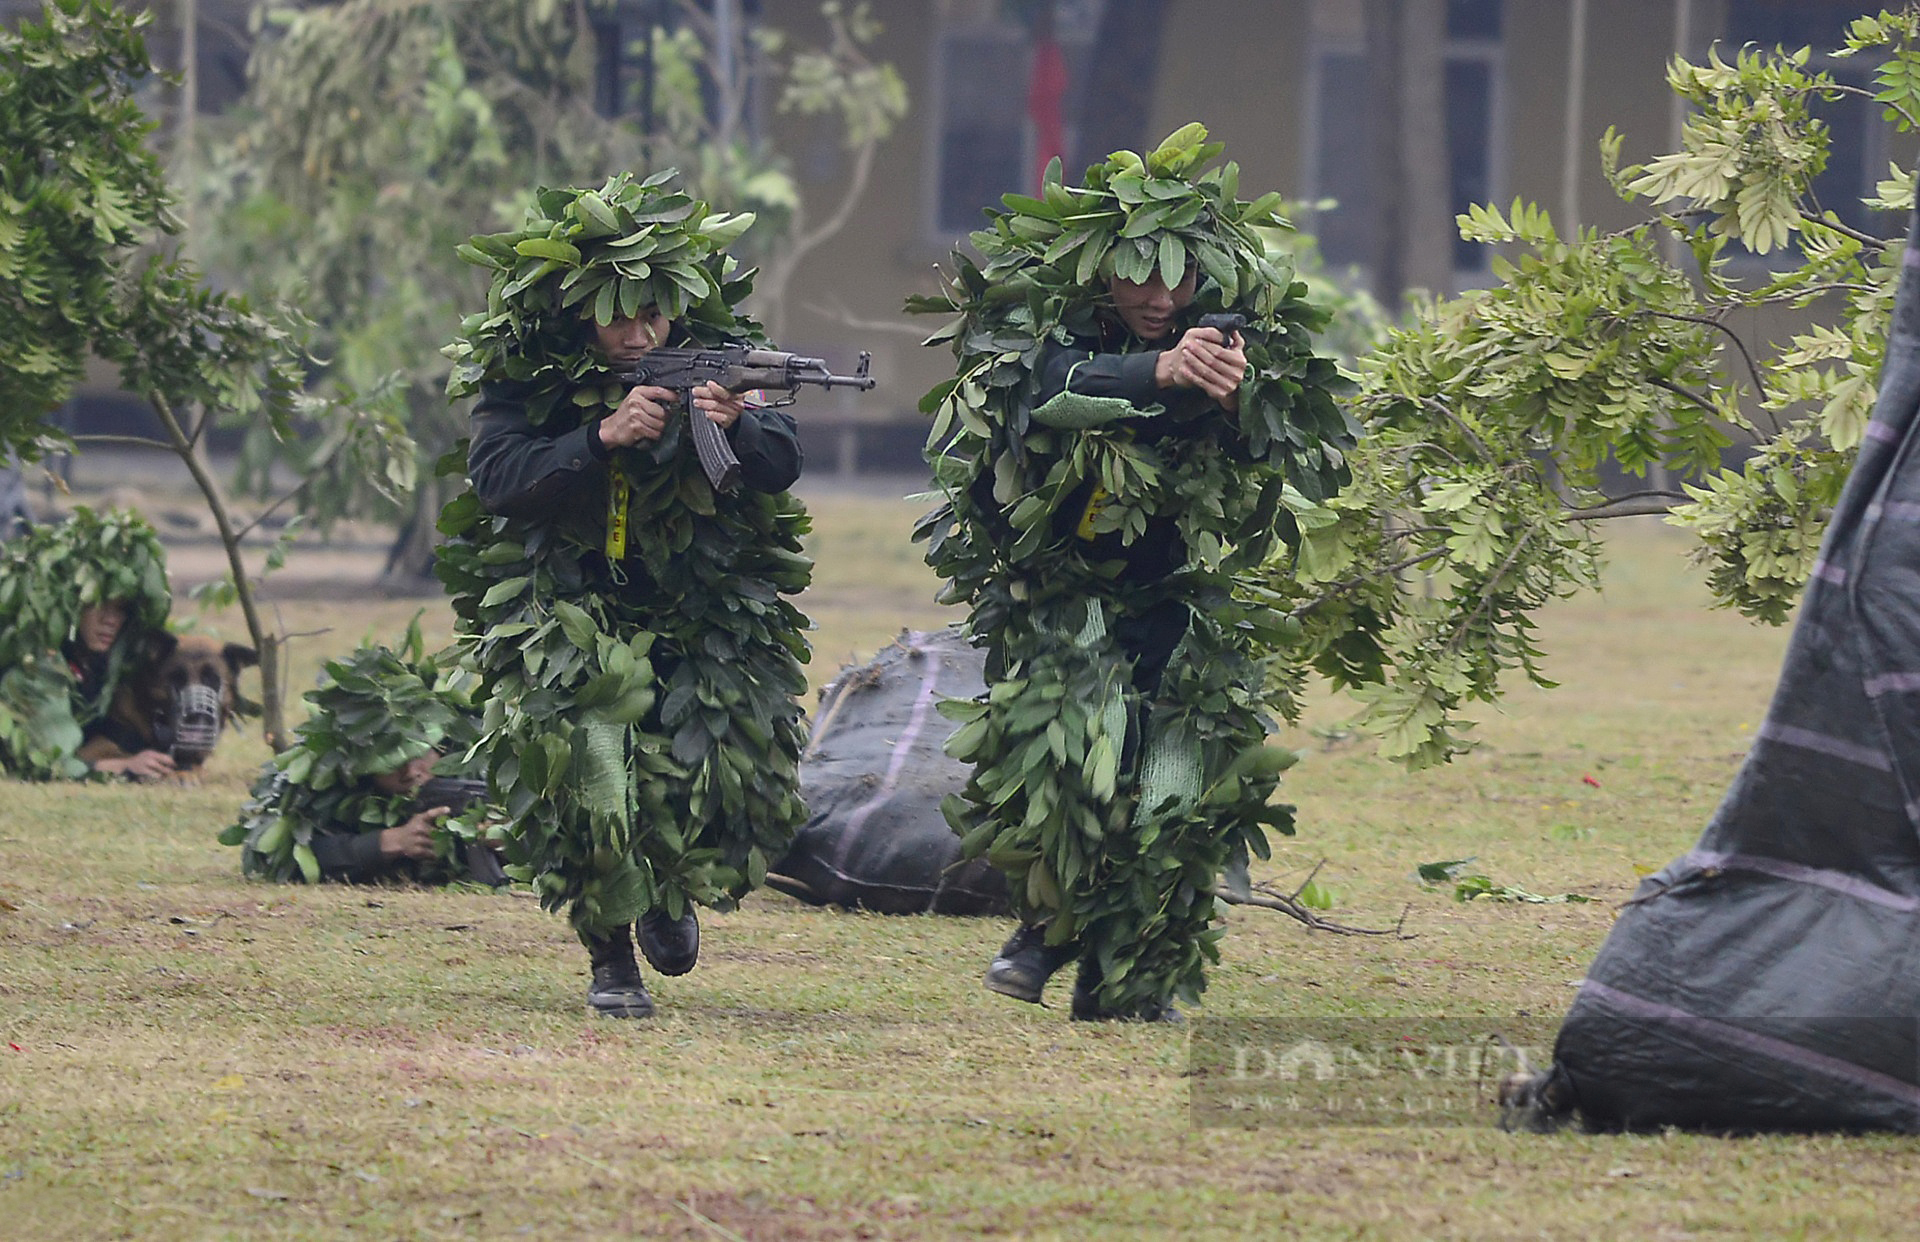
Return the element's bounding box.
[617,346,876,491]
[408,776,508,887]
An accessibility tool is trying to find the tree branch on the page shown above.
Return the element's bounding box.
[70,434,173,452]
[797,296,929,338]
[148,392,287,751]
[1289,546,1452,618]
[187,401,213,452]
[1215,883,1414,937]
[1564,490,1689,520]
[233,485,306,542]
[1628,310,1771,402]
[1445,525,1538,655]
[1647,375,1721,416]
[1813,82,1920,141]
[1418,396,1495,462]
[757,135,880,339]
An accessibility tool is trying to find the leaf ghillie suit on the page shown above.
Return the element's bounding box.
[907,125,1355,1013]
[0,506,169,780]
[220,632,487,883]
[435,170,811,937]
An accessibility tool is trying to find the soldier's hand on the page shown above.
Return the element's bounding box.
[598,385,677,448]
[379,808,445,861]
[1155,326,1246,410]
[95,749,176,781]
[691,380,747,430]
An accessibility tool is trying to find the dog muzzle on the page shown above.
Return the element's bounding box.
[168,683,225,766]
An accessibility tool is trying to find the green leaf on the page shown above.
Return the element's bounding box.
[515,237,582,264]
[480,576,530,607]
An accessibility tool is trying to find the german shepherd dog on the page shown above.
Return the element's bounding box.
[76,634,258,776]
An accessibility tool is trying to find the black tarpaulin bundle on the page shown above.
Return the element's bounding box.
[1538,209,1920,1132]
[768,630,1010,916]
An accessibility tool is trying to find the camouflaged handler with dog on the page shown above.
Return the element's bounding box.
[0,507,251,782]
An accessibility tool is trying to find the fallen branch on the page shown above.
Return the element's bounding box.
[1215,860,1414,937]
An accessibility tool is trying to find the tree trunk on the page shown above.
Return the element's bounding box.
[148,394,288,750]
[1067,0,1169,175]
[1398,0,1450,297]
[1365,0,1451,304]
[382,471,445,589]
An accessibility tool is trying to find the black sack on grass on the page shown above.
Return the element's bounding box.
[1532,206,1920,1134]
[770,630,1009,916]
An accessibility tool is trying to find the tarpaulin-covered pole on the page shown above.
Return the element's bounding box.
[1514,200,1920,1133]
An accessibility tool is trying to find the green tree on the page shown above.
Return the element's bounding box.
[196,0,904,580]
[1255,10,1920,768]
[0,0,411,747]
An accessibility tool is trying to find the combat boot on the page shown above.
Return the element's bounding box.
[637,907,700,977]
[1068,956,1184,1024]
[582,924,654,1018]
[983,923,1077,1004]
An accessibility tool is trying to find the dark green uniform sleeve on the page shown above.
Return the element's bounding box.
[1036,340,1164,407]
[308,825,398,884]
[468,383,608,521]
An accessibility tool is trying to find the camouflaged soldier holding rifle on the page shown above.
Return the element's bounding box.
[910,125,1353,1022]
[224,638,505,887]
[437,171,826,1019]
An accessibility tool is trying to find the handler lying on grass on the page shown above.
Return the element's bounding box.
[0,506,178,782]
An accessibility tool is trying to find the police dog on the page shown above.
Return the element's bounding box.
[77,634,258,777]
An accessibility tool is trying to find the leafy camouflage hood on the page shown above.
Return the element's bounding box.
[933,122,1296,341]
[0,505,170,669]
[441,169,766,428]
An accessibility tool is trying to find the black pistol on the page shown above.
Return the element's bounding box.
[411,775,491,817]
[1198,312,1247,341]
[410,776,507,886]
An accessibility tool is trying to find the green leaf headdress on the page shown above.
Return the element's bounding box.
[0,505,170,669]
[442,169,764,427]
[273,631,476,791]
[933,122,1296,331]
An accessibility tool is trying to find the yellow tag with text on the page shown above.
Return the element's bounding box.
[1075,484,1111,540]
[605,469,630,561]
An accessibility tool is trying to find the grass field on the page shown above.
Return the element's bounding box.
[5,492,1918,1240]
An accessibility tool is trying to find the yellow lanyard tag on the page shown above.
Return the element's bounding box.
[1076,484,1111,539]
[605,467,630,561]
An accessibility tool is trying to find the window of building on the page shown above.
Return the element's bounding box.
[926,2,1103,241]
[1308,0,1504,281]
[1446,1,1502,273]
[1726,0,1897,242]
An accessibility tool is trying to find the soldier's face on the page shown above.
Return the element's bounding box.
[594,306,673,363]
[372,751,440,796]
[77,601,128,654]
[1108,268,1196,341]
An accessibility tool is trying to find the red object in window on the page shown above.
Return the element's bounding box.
[1027,35,1068,192]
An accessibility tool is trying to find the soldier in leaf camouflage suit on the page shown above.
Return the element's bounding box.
[0,506,177,781]
[437,171,811,1019]
[909,125,1354,1021]
[223,635,502,886]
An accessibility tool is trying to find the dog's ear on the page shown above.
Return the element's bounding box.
[223,643,260,672]
[145,631,180,663]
